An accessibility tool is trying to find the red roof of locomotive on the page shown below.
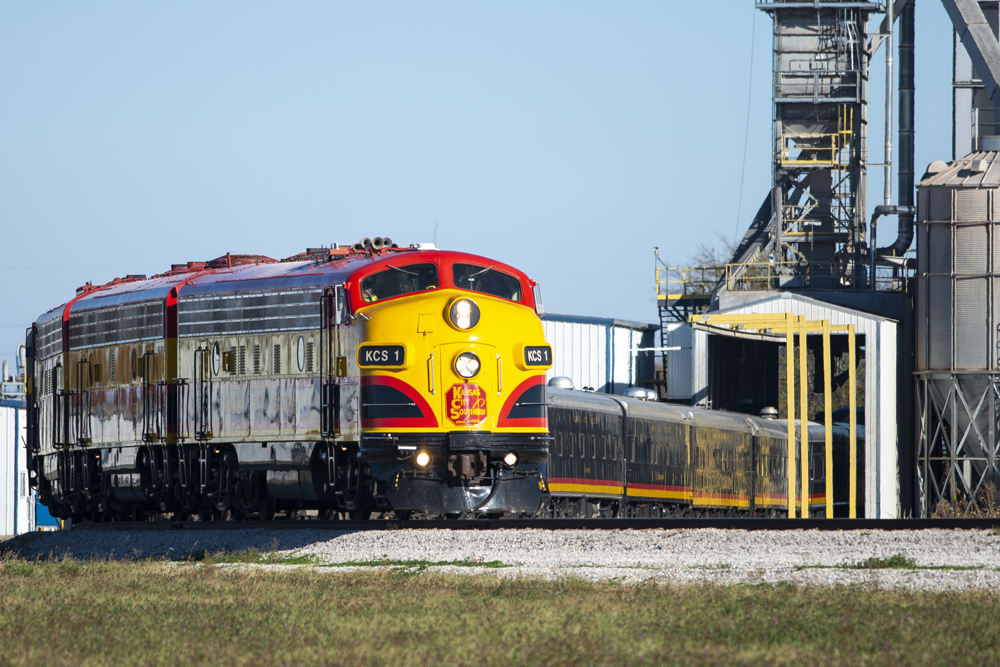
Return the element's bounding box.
[40,245,537,321]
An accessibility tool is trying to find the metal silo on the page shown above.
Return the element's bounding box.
[915,151,1000,515]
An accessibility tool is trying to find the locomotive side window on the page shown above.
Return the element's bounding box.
[360,263,439,303]
[452,263,522,301]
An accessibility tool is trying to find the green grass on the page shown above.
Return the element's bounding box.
[854,554,919,570]
[326,557,510,571]
[3,557,1000,666]
[798,554,983,572]
[177,549,509,571]
[187,547,320,566]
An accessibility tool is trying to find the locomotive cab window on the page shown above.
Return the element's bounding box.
[452,264,522,301]
[360,263,438,303]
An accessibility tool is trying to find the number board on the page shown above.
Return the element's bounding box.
[523,345,552,367]
[358,345,406,367]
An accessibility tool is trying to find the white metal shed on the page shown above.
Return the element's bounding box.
[0,398,34,535]
[541,314,658,395]
[699,293,899,519]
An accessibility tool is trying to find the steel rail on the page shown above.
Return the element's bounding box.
[71,517,1000,532]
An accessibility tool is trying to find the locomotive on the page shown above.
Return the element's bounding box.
[541,386,861,518]
[25,241,553,521]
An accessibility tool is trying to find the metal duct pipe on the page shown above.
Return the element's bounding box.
[870,204,916,289]
[881,0,916,258]
[884,0,894,209]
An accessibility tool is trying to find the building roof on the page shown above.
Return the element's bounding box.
[542,313,658,331]
[917,151,1000,188]
[710,291,896,335]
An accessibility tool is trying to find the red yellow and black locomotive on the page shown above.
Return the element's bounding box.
[25,240,552,521]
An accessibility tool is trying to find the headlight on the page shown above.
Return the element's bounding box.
[415,451,431,468]
[455,352,480,378]
[503,451,518,467]
[449,298,480,330]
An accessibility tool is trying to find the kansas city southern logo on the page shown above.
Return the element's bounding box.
[446,383,488,426]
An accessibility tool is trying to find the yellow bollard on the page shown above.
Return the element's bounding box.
[799,318,809,519]
[848,324,857,519]
[786,318,796,518]
[823,321,833,519]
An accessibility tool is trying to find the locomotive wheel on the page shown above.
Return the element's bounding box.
[319,509,340,520]
[393,510,414,520]
[257,494,276,521]
[349,508,372,520]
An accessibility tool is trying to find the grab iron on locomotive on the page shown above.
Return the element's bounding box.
[25,241,553,521]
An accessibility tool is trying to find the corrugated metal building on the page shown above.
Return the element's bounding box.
[1,397,34,535]
[695,292,899,518]
[661,322,708,403]
[541,314,657,394]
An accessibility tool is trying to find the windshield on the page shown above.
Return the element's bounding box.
[452,263,522,301]
[360,263,439,302]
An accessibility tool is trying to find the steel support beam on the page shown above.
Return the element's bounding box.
[941,0,1000,102]
[869,0,912,54]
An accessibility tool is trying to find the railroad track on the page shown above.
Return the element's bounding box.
[71,517,1000,531]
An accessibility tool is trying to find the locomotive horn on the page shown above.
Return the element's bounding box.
[352,242,365,253]
[382,237,392,247]
[359,238,372,250]
[371,237,384,250]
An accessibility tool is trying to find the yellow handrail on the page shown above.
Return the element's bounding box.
[655,266,722,301]
[780,133,844,166]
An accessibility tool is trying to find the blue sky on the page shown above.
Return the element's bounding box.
[0,2,956,369]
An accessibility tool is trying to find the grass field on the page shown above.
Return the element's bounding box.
[1,555,999,666]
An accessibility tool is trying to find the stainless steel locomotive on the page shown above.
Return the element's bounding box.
[25,241,553,521]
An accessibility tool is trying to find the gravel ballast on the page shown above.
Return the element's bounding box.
[6,527,1000,591]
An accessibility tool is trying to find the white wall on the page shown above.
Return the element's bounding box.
[0,403,34,535]
[662,323,707,404]
[542,319,648,394]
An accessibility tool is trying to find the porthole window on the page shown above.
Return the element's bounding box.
[297,336,305,372]
[212,342,221,376]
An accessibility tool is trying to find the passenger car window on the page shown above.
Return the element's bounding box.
[452,263,522,301]
[360,263,438,303]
